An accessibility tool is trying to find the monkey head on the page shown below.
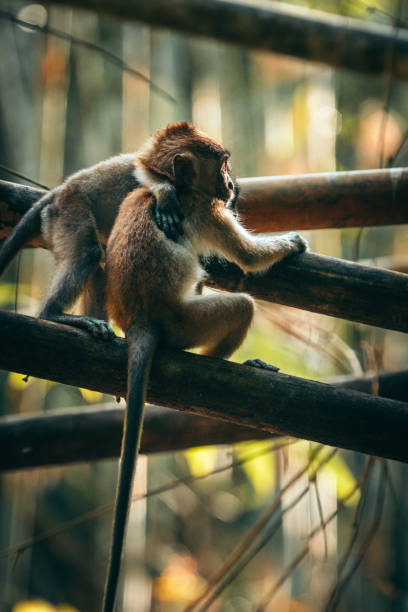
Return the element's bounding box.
[171,149,237,205]
[136,122,239,209]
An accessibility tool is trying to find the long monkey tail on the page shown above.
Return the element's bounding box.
[102,325,159,612]
[0,191,54,276]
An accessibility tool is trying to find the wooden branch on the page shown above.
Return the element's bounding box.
[46,0,408,80]
[2,167,408,241]
[0,405,270,471]
[205,252,408,333]
[2,177,408,332]
[1,369,407,471]
[1,311,408,463]
[237,168,408,232]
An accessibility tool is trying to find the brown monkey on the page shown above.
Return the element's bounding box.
[0,153,185,337]
[102,122,307,611]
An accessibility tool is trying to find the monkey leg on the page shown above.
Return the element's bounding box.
[81,265,108,321]
[164,293,254,359]
[39,220,114,339]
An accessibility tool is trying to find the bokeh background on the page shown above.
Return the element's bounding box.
[1,1,408,610]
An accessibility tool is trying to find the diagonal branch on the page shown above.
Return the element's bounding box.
[2,167,408,238]
[1,311,408,463]
[205,251,408,333]
[45,0,408,80]
[0,369,406,471]
[2,177,408,332]
[0,9,175,103]
[0,404,272,471]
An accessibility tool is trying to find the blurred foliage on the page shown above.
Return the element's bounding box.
[13,601,79,612]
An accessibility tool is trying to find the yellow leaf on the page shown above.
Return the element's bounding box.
[13,600,81,612]
[184,446,218,477]
[235,440,275,499]
[13,601,56,612]
[80,388,102,403]
[321,454,361,507]
[0,283,31,306]
[8,371,33,391]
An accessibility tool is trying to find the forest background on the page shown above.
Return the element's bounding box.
[0,1,407,611]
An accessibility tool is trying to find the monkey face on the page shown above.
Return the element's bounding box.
[216,157,239,210]
[172,146,238,212]
[226,177,240,214]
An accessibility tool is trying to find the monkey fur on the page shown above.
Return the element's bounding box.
[0,152,184,337]
[102,122,308,611]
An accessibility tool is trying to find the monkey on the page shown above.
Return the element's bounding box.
[101,122,308,611]
[0,152,186,338]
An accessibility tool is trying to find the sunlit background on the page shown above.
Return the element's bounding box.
[1,0,408,610]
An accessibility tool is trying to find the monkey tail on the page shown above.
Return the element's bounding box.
[102,324,159,612]
[0,191,53,276]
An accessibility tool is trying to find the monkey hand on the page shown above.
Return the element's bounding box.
[284,232,309,254]
[243,359,280,372]
[154,189,185,242]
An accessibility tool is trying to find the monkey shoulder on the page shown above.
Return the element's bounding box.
[120,187,155,214]
[112,188,158,244]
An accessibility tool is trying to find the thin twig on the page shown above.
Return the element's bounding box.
[254,548,310,612]
[0,438,297,561]
[197,485,311,612]
[387,128,408,166]
[257,303,363,376]
[0,164,49,190]
[325,456,375,602]
[324,459,387,611]
[254,456,375,610]
[184,447,337,612]
[383,460,399,510]
[312,474,328,560]
[0,9,176,103]
[377,0,403,169]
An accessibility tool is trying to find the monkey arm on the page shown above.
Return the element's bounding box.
[207,208,308,273]
[153,183,184,241]
[134,164,184,241]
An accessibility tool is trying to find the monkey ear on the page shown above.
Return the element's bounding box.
[173,153,196,186]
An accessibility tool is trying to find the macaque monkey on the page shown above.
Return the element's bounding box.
[102,122,307,611]
[0,153,185,337]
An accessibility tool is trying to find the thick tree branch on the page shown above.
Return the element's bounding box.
[0,405,271,471]
[1,370,406,471]
[46,0,408,80]
[205,252,408,333]
[238,169,408,232]
[2,176,408,332]
[0,311,408,463]
[2,167,408,240]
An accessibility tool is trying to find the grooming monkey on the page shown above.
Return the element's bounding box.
[0,152,186,337]
[102,122,307,611]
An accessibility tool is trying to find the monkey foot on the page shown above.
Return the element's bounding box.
[78,317,116,340]
[243,359,280,372]
[40,313,116,340]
